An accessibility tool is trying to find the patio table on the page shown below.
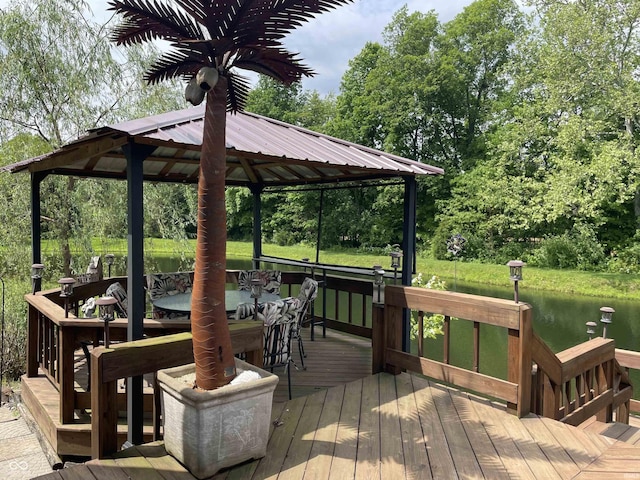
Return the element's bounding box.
[150,290,281,315]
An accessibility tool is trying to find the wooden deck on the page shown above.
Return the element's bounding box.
[34,370,640,479]
[20,325,372,457]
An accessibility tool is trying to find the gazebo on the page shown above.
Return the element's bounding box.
[3,105,443,445]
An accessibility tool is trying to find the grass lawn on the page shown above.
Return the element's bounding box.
[74,238,640,302]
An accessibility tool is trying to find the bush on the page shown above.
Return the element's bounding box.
[607,242,640,274]
[409,273,446,340]
[528,225,606,271]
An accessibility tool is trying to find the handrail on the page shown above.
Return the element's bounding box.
[90,323,263,459]
[374,285,533,417]
[531,336,632,426]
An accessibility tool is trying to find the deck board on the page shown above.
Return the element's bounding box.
[26,327,640,479]
[33,371,640,480]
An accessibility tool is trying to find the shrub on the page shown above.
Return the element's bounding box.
[409,273,446,340]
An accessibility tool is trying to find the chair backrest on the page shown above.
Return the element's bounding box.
[106,282,128,318]
[146,272,193,319]
[294,277,319,326]
[261,297,299,368]
[237,270,282,295]
[146,272,193,300]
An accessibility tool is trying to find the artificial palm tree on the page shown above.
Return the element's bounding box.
[108,0,351,390]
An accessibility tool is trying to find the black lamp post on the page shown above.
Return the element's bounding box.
[31,263,44,294]
[58,277,75,317]
[373,266,385,304]
[105,254,115,278]
[96,296,117,348]
[250,277,264,322]
[390,245,403,285]
[599,306,615,339]
[507,260,524,303]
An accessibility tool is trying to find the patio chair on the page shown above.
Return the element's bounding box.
[237,270,281,295]
[261,297,299,400]
[291,277,318,370]
[146,272,192,319]
[106,282,128,318]
[81,282,128,391]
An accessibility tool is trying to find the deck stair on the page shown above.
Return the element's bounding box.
[579,416,640,445]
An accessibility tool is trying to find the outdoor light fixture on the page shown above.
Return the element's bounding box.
[58,277,75,317]
[96,296,117,348]
[599,306,615,339]
[373,266,385,304]
[507,260,524,303]
[390,245,403,285]
[586,321,597,340]
[105,254,115,277]
[31,263,44,294]
[196,66,219,91]
[250,278,264,322]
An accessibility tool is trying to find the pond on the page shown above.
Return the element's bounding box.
[149,256,640,393]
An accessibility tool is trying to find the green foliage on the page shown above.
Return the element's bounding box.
[409,273,446,340]
[528,224,606,271]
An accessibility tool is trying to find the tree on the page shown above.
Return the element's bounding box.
[109,0,352,390]
[0,0,183,277]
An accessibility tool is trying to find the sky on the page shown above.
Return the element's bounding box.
[87,0,475,95]
[2,0,474,96]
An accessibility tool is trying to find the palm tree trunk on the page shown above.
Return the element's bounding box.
[191,76,237,390]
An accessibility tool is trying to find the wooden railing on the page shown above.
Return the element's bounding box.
[373,284,635,425]
[529,334,632,425]
[372,285,533,417]
[25,276,191,424]
[90,324,263,459]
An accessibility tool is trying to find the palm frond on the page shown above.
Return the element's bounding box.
[232,48,315,85]
[220,0,354,44]
[226,72,252,113]
[144,48,204,84]
[108,0,203,45]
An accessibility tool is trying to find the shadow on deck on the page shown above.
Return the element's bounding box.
[20,326,371,458]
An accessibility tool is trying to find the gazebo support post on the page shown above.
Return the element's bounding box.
[30,172,46,265]
[401,177,417,352]
[123,141,155,447]
[251,185,263,269]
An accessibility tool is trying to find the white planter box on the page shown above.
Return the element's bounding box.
[158,358,279,479]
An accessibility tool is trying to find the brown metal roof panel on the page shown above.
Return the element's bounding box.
[109,107,205,137]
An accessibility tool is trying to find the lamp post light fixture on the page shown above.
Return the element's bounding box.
[599,306,615,339]
[373,266,385,304]
[586,321,598,340]
[507,260,524,303]
[31,263,45,294]
[105,254,115,277]
[250,278,264,322]
[96,296,117,348]
[390,245,403,285]
[58,277,75,318]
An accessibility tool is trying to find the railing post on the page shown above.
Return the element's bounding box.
[58,325,77,423]
[91,348,118,459]
[596,359,614,423]
[27,304,39,377]
[372,303,385,374]
[507,305,532,417]
[384,303,403,375]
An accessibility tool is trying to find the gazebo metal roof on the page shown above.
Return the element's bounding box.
[3,106,443,185]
